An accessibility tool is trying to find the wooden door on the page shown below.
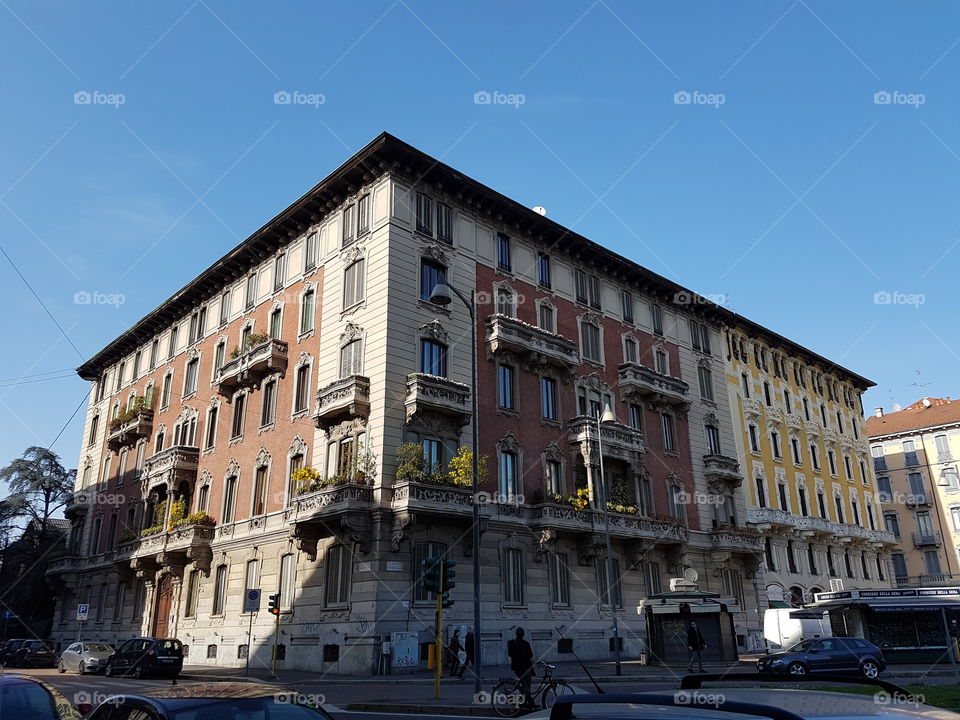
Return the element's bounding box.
[153,574,174,637]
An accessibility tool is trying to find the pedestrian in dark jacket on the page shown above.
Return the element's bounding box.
[458,628,475,679]
[507,627,535,708]
[687,621,706,672]
[449,629,464,676]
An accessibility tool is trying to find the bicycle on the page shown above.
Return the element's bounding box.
[491,660,574,717]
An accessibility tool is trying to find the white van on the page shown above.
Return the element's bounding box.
[763,608,832,650]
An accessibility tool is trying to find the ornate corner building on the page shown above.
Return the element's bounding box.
[46,133,883,673]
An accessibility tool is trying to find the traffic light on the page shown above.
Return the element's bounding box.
[422,557,442,594]
[441,559,456,590]
[441,590,454,608]
[268,593,280,615]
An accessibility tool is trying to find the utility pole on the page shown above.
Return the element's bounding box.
[434,565,444,700]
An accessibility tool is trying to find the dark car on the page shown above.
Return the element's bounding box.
[0,673,85,719]
[87,682,334,720]
[104,637,183,679]
[13,639,57,668]
[757,636,886,678]
[0,638,29,665]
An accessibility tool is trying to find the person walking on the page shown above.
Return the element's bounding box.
[458,627,475,679]
[507,627,535,709]
[449,628,464,677]
[686,621,706,673]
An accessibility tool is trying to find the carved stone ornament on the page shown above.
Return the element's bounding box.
[289,434,308,456]
[225,458,241,481]
[340,322,364,345]
[534,529,557,563]
[391,511,416,552]
[419,319,449,343]
[339,511,372,553]
[576,533,605,566]
[624,539,656,570]
[256,447,271,468]
[579,310,603,327]
[296,351,311,368]
[291,525,322,562]
[342,244,365,266]
[498,432,522,455]
[421,243,449,265]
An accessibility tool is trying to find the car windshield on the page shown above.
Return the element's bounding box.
[0,680,60,719]
[171,698,327,719]
[85,644,112,653]
[787,639,817,652]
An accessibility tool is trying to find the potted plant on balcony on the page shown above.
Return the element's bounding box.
[229,332,271,359]
[292,466,325,494]
[170,510,216,530]
[396,442,426,484]
[443,447,488,489]
[108,395,154,430]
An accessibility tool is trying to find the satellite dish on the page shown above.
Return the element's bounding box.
[684,567,699,583]
[891,403,902,411]
[532,206,547,216]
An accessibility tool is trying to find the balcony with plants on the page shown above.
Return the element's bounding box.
[390,443,483,517]
[107,396,154,450]
[216,333,288,397]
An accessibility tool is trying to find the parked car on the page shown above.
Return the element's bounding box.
[58,641,114,674]
[104,637,183,679]
[757,636,886,678]
[0,638,29,665]
[0,673,86,719]
[86,682,335,720]
[12,639,57,668]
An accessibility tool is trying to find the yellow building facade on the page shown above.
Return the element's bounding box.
[867,397,960,585]
[723,322,897,607]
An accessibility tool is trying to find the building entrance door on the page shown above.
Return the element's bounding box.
[153,574,174,637]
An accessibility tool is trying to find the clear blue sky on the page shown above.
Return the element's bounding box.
[1,1,957,474]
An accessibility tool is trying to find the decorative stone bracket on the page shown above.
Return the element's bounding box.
[576,533,606,566]
[624,539,657,571]
[390,511,416,552]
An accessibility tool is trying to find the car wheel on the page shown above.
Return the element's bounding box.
[787,662,807,676]
[104,663,113,677]
[58,661,66,674]
[79,662,86,675]
[131,664,144,679]
[861,660,880,679]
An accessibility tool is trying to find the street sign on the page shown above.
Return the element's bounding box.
[243,588,261,613]
[76,604,89,621]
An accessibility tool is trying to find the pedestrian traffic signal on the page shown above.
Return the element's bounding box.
[268,593,280,615]
[422,557,442,593]
[441,589,454,608]
[441,559,456,591]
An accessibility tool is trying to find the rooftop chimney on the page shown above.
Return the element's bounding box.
[874,407,884,418]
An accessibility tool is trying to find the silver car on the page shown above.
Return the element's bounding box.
[58,642,114,675]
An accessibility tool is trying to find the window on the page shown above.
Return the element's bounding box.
[300,289,315,334]
[182,570,200,618]
[161,373,173,409]
[835,495,846,523]
[416,193,433,235]
[499,451,518,497]
[655,348,668,375]
[150,339,159,369]
[223,475,237,523]
[630,404,644,431]
[294,364,310,413]
[891,552,907,579]
[587,275,601,309]
[756,475,767,508]
[498,364,516,409]
[764,382,772,407]
[698,365,714,401]
[356,194,370,236]
[787,541,798,573]
[288,453,304,497]
[496,233,511,271]
[798,486,809,516]
[269,308,282,339]
[827,549,837,576]
[936,434,951,459]
[690,321,711,353]
[245,559,260,594]
[419,339,447,377]
[538,303,556,333]
[88,415,99,446]
[764,538,776,570]
[184,358,198,397]
[661,413,676,452]
[597,558,623,609]
[575,270,588,303]
[810,444,821,471]
[261,380,276,426]
[820,404,827,427]
[245,274,257,310]
[305,232,318,271]
[903,440,919,467]
[784,389,792,414]
[496,288,516,317]
[706,425,721,455]
[541,377,558,420]
[807,544,818,574]
[340,340,363,377]
[621,291,634,323]
[422,438,443,475]
[196,484,209,513]
[844,455,853,479]
[212,564,227,614]
[852,498,861,526]
[748,425,760,453]
[790,437,801,465]
[581,322,601,363]
[503,548,524,605]
[343,259,365,308]
[650,304,663,335]
[844,551,854,579]
[876,475,892,501]
[436,202,452,243]
[546,460,562,495]
[771,431,782,459]
[231,393,246,439]
[415,542,447,602]
[817,490,827,518]
[549,553,570,606]
[342,203,356,245]
[924,550,942,576]
[116,362,125,390]
[916,509,934,536]
[624,337,638,364]
[537,253,551,288]
[420,259,446,302]
[943,468,960,491]
[325,545,351,607]
[741,374,750,398]
[645,562,662,595]
[279,553,295,610]
[778,483,789,511]
[908,472,926,502]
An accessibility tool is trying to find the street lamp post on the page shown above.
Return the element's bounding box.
[429,281,483,695]
[595,403,622,676]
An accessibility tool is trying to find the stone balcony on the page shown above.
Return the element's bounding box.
[709,527,764,553]
[315,375,370,431]
[913,530,943,548]
[391,480,476,519]
[745,506,796,529]
[404,374,471,427]
[703,454,743,486]
[567,416,645,461]
[107,409,154,451]
[795,516,834,537]
[143,445,199,491]
[287,483,374,560]
[533,503,688,545]
[485,314,579,368]
[617,363,690,409]
[131,521,215,576]
[216,338,288,398]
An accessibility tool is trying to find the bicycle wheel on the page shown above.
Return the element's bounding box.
[491,679,522,718]
[542,680,575,709]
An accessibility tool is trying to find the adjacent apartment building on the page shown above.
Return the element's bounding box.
[724,325,897,608]
[47,133,882,673]
[867,397,960,586]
